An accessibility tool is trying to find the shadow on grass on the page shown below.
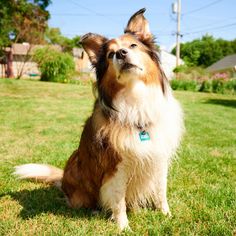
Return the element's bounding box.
[204,98,236,108]
[1,187,104,220]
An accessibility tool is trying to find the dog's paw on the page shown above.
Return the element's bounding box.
[110,213,130,231]
[160,205,172,217]
[117,217,130,231]
[161,209,172,217]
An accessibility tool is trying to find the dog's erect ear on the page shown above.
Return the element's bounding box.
[80,33,108,65]
[124,8,152,41]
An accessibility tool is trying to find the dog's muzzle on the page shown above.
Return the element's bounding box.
[115,48,141,72]
[116,49,128,60]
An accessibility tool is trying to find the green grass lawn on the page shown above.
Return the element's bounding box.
[0,79,235,235]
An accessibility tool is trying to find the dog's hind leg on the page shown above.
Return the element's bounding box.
[99,166,129,231]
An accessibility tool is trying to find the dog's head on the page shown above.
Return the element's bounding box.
[81,8,168,111]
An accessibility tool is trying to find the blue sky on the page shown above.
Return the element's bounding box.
[48,0,236,51]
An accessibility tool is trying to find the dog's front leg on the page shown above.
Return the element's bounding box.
[153,161,171,216]
[100,167,129,231]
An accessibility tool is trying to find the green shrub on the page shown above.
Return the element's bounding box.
[171,65,236,94]
[212,79,224,93]
[173,66,209,81]
[199,80,212,93]
[33,47,75,83]
[183,80,198,91]
[171,79,198,91]
[172,78,236,95]
[173,64,189,73]
[224,79,236,94]
[170,79,180,90]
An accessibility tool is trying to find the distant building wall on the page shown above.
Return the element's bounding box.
[1,44,92,78]
[73,48,92,73]
[159,50,184,80]
[1,44,183,80]
[12,60,40,78]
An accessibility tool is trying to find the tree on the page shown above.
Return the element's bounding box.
[198,35,223,67]
[171,35,236,67]
[45,27,81,53]
[0,0,51,45]
[45,28,64,45]
[0,1,14,52]
[71,36,82,48]
[0,0,51,77]
[230,39,236,54]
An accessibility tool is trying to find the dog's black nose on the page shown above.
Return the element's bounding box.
[116,49,128,59]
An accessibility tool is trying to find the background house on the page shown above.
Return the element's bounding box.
[158,49,184,80]
[206,54,236,77]
[0,44,183,80]
[1,43,42,78]
[0,43,61,78]
[72,48,92,73]
[0,43,92,79]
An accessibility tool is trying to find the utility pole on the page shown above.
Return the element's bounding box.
[176,0,181,68]
[172,0,181,68]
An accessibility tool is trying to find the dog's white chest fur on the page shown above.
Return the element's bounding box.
[113,81,183,158]
[100,81,183,209]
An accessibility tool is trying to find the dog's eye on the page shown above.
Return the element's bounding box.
[130,44,137,49]
[108,51,115,59]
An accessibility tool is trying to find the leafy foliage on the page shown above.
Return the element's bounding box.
[171,79,198,91]
[171,78,236,95]
[33,47,75,82]
[172,35,236,67]
[45,27,81,53]
[0,1,13,49]
[0,0,51,78]
[0,0,50,49]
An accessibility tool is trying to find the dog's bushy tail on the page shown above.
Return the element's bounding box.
[14,164,63,188]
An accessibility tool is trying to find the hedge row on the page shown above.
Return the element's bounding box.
[171,78,236,94]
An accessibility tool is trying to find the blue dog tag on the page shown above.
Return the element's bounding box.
[139,131,150,141]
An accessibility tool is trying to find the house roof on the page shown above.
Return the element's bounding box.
[13,43,33,55]
[5,43,62,55]
[206,54,236,72]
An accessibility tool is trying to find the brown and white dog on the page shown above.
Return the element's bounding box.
[14,8,184,231]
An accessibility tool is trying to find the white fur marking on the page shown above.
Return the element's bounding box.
[14,164,52,179]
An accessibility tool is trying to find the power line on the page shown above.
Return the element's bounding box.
[49,1,234,47]
[67,0,120,24]
[182,17,236,31]
[182,0,223,16]
[67,0,106,16]
[51,12,169,17]
[50,13,90,16]
[183,22,236,35]
[182,14,236,21]
[154,21,236,39]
